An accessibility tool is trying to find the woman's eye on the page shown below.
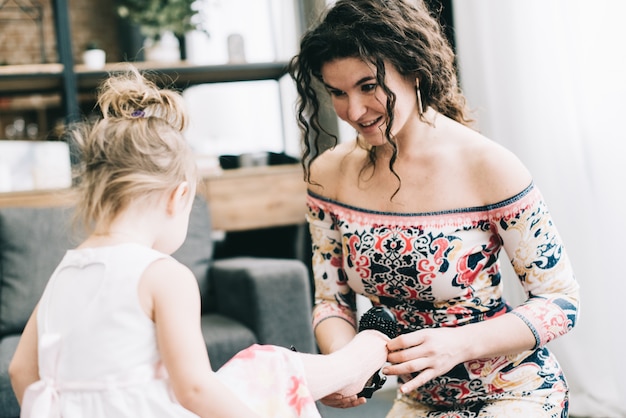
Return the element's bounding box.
[362,83,377,93]
[329,89,346,97]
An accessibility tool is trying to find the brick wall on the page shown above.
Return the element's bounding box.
[0,0,121,66]
[0,0,128,140]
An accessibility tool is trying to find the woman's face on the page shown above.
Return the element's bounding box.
[320,57,419,146]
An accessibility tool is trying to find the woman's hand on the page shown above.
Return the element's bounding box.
[383,327,469,394]
[319,393,367,408]
[384,314,537,394]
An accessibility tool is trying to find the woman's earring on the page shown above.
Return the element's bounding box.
[416,80,424,116]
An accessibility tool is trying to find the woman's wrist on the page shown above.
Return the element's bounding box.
[453,325,479,363]
[456,314,535,361]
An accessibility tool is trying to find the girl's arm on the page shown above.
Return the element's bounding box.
[142,259,261,418]
[9,306,40,404]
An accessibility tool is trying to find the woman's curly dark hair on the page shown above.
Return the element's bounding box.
[289,0,473,190]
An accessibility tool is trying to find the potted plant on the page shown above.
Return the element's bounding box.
[116,0,205,62]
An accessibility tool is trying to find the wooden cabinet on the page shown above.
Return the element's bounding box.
[199,164,306,232]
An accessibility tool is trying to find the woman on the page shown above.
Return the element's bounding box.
[289,0,580,416]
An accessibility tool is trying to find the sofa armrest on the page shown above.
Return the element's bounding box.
[210,257,316,354]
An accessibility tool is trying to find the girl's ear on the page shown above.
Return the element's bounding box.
[166,181,190,216]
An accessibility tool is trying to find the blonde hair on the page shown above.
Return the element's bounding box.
[71,66,196,234]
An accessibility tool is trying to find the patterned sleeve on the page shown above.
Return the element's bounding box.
[493,185,580,348]
[306,194,357,332]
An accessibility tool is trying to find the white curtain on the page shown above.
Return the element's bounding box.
[452,1,626,416]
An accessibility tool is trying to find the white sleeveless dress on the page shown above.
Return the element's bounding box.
[21,243,320,418]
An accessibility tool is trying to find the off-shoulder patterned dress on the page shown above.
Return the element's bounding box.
[306,183,579,418]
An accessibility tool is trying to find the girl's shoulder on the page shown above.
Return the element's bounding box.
[143,257,196,289]
[138,256,198,320]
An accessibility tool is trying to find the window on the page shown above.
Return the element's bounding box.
[183,0,301,161]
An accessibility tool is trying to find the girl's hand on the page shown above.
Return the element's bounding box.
[383,327,469,394]
[319,393,367,409]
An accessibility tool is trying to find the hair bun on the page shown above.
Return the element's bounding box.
[97,66,186,132]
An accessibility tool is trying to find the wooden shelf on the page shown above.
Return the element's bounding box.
[0,64,64,96]
[0,93,61,110]
[0,164,307,232]
[0,61,290,96]
[76,61,290,91]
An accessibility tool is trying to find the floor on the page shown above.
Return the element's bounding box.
[317,388,396,418]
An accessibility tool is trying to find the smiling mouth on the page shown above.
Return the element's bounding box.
[359,116,382,128]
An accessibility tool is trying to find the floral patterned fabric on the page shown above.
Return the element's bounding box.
[306,183,579,415]
[217,344,321,418]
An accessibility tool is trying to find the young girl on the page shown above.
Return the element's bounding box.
[289,0,580,416]
[8,67,392,417]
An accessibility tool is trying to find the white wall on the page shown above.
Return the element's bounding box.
[453,1,626,416]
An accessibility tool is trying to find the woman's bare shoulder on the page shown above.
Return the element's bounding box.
[308,141,363,197]
[463,131,533,203]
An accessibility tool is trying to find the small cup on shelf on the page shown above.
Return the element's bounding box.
[83,42,106,69]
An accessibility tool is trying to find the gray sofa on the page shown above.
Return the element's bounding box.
[0,195,316,417]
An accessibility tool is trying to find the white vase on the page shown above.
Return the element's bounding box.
[82,49,106,69]
[143,31,180,63]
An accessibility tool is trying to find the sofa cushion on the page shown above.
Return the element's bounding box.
[0,206,76,337]
[171,195,214,312]
[200,314,256,371]
[0,336,20,417]
[0,195,213,337]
